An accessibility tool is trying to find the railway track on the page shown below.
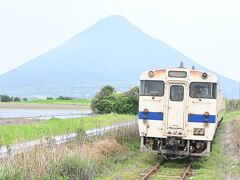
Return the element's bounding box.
[141,158,192,180]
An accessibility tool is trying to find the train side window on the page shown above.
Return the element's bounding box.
[140,80,164,96]
[190,82,217,99]
[170,85,184,101]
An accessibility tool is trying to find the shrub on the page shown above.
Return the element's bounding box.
[44,156,98,180]
[91,86,139,115]
[91,85,116,114]
[13,97,21,102]
[46,97,53,100]
[22,98,28,101]
[56,96,74,100]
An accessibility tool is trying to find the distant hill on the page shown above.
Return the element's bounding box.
[0,15,237,98]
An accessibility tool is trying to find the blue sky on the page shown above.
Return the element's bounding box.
[0,0,240,80]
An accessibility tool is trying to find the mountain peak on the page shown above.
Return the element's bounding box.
[85,15,140,35]
[98,15,129,23]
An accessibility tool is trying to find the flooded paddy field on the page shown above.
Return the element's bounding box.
[0,103,92,125]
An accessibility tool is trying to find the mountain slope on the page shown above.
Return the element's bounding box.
[0,15,237,98]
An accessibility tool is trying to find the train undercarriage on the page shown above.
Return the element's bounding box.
[140,136,211,160]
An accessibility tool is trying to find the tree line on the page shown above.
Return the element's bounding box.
[0,95,75,102]
[0,94,28,102]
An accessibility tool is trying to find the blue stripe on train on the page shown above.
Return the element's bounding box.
[188,114,216,123]
[138,112,163,121]
[138,112,216,123]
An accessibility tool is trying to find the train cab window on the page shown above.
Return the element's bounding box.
[170,85,184,101]
[190,82,217,99]
[140,80,164,96]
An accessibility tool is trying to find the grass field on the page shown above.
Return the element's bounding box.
[0,114,136,145]
[1,99,91,105]
[0,123,140,179]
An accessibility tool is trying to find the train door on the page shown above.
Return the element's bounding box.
[164,83,187,136]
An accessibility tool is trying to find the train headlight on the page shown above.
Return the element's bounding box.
[148,71,155,78]
[201,72,208,79]
[204,112,210,118]
[204,111,210,123]
[143,108,149,114]
[193,128,205,136]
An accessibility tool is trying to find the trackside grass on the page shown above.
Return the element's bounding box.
[191,111,240,179]
[0,114,136,145]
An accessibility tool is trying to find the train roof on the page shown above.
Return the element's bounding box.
[140,67,218,82]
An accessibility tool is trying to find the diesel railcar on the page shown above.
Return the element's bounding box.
[138,64,225,159]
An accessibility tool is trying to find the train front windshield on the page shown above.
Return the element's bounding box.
[190,82,217,99]
[140,80,164,96]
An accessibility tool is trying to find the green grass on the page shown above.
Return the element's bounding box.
[191,111,240,179]
[0,122,140,179]
[0,114,136,145]
[96,148,157,180]
[1,99,91,105]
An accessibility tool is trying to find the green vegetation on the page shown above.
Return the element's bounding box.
[226,99,240,111]
[0,166,22,180]
[190,112,239,179]
[0,114,136,145]
[25,98,90,105]
[0,123,140,179]
[2,98,91,105]
[91,85,139,114]
[0,94,91,105]
[44,156,98,180]
[96,151,157,180]
[0,94,14,102]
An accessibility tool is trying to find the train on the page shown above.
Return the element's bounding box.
[138,63,225,159]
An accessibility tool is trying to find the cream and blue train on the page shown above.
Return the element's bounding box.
[138,63,225,159]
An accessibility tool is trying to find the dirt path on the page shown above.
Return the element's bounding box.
[0,117,41,126]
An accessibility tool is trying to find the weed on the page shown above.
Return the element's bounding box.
[44,156,98,180]
[0,165,23,180]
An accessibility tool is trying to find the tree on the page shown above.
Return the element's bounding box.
[113,86,139,114]
[0,94,13,102]
[46,97,53,100]
[91,85,139,114]
[13,97,21,102]
[91,85,116,114]
[22,98,28,101]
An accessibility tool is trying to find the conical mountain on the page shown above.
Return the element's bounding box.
[0,15,237,98]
